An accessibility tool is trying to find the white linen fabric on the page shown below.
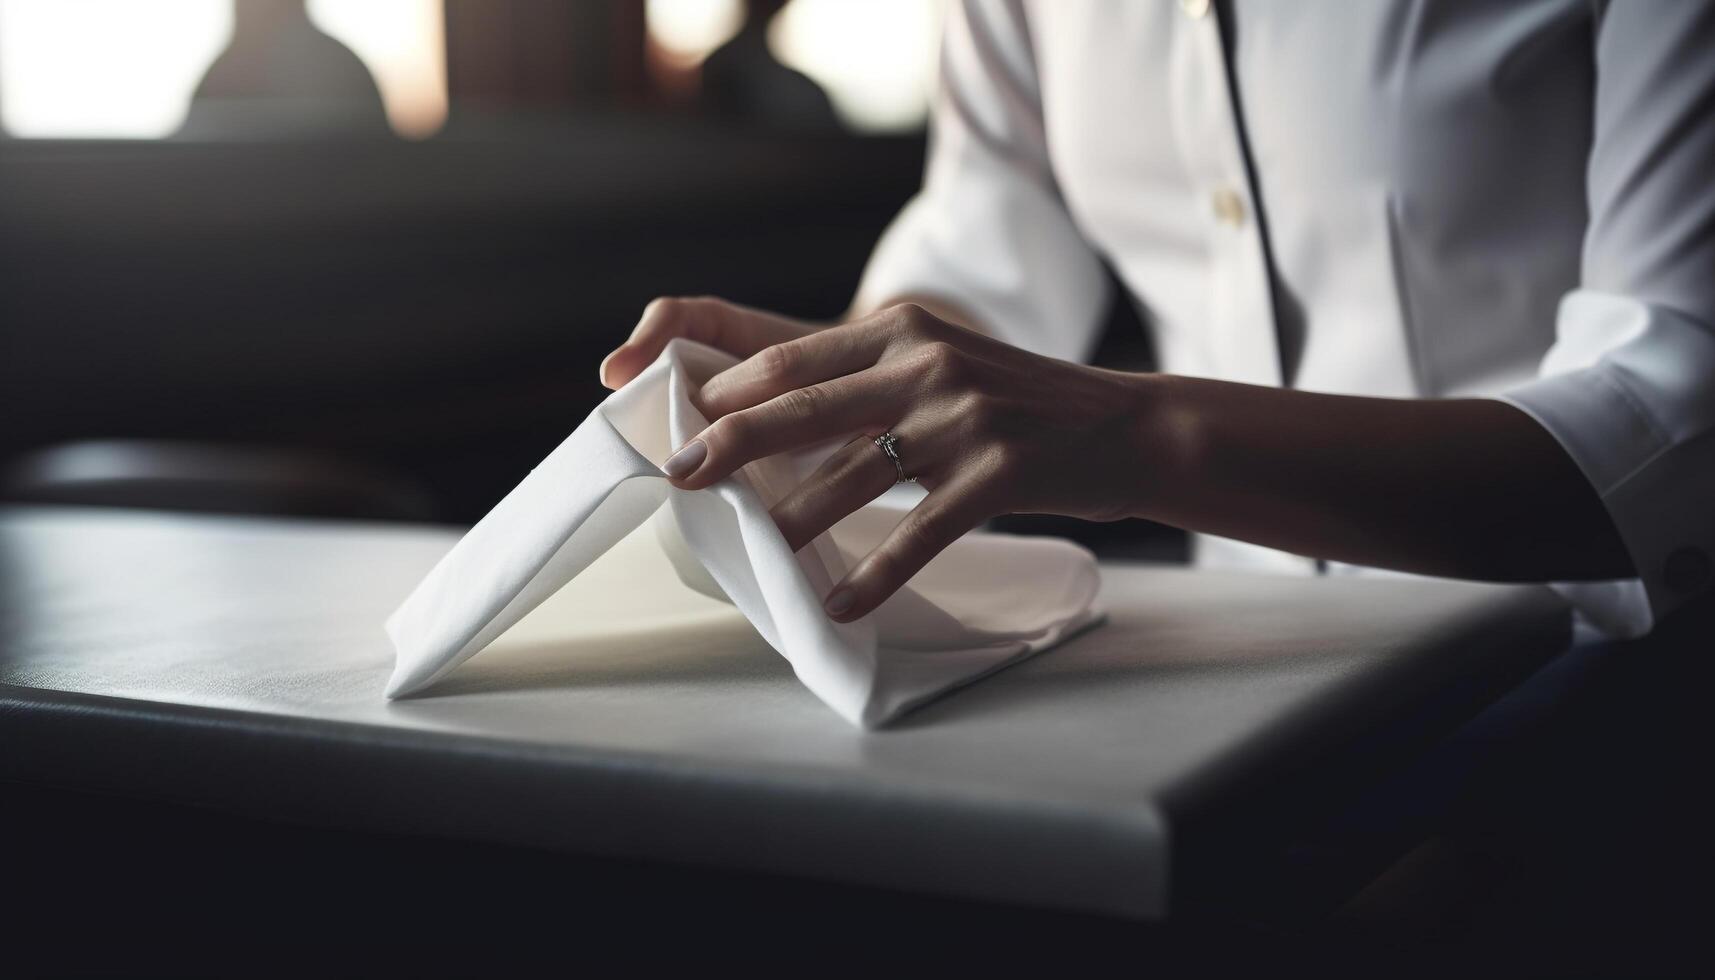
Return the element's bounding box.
[385,339,1103,728]
[856,0,1715,637]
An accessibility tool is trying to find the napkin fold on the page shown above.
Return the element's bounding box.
[384,339,1103,727]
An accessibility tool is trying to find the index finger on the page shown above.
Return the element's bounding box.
[697,322,890,418]
[600,297,814,390]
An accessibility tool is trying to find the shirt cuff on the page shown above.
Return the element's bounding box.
[1497,289,1715,638]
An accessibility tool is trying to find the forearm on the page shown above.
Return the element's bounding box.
[1129,374,1636,582]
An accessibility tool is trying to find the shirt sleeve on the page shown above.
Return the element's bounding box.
[1497,1,1715,638]
[852,0,1110,363]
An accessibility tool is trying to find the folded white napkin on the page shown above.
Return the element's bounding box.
[384,339,1103,727]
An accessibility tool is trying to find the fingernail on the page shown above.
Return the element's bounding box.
[663,439,707,479]
[824,586,856,617]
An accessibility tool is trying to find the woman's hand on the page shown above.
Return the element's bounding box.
[603,295,1636,616]
[617,298,1152,622]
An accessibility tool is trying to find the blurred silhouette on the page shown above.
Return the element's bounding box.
[0,0,954,526]
[444,1,648,115]
[701,0,839,133]
[180,0,389,138]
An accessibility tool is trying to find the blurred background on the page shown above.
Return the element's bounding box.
[0,0,1159,549]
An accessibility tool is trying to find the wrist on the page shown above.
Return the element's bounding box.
[1117,371,1198,521]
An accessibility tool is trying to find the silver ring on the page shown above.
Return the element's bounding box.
[873,430,916,484]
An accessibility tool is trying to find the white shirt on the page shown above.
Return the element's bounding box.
[854,0,1715,639]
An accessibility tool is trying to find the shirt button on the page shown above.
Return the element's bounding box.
[1211,187,1247,227]
[1663,547,1712,594]
[1180,0,1212,18]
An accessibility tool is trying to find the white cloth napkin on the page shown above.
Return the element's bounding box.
[384,339,1103,727]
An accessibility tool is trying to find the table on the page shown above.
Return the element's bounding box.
[0,506,1570,922]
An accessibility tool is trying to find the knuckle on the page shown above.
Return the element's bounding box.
[890,301,929,325]
[711,411,751,449]
[866,519,951,587]
[901,511,953,556]
[769,492,808,527]
[955,391,996,430]
[915,341,965,383]
[987,442,1027,477]
[776,384,825,422]
[663,296,726,324]
[865,547,912,589]
[645,295,684,324]
[885,302,936,341]
[686,295,732,319]
[840,438,891,485]
[758,342,800,383]
[644,296,715,341]
[634,297,675,340]
[898,301,947,333]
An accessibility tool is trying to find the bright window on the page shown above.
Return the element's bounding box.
[646,0,743,70]
[306,0,446,139]
[0,0,446,139]
[769,0,944,133]
[0,0,232,138]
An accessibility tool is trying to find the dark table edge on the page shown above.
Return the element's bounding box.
[1160,584,1573,919]
[0,683,1168,919]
